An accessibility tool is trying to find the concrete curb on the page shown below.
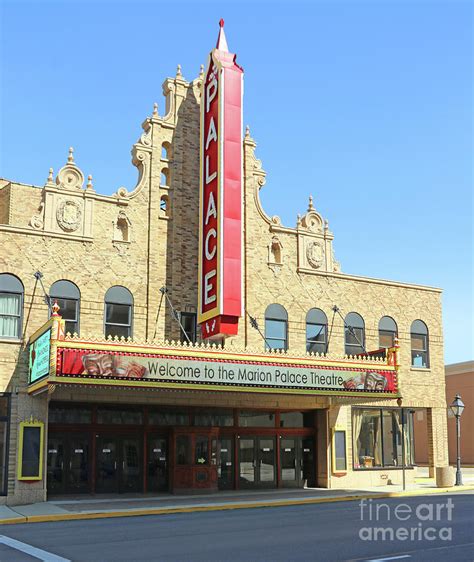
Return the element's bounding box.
[1,485,473,525]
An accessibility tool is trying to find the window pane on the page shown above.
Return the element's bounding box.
[176,435,191,465]
[279,412,305,428]
[239,411,275,427]
[97,408,143,424]
[105,286,133,305]
[106,304,130,325]
[307,324,325,342]
[346,327,363,345]
[148,410,189,426]
[379,330,395,348]
[353,409,383,468]
[194,411,233,427]
[265,319,286,340]
[55,298,76,321]
[105,324,130,339]
[50,280,80,300]
[195,436,209,464]
[266,338,286,350]
[49,405,91,424]
[382,410,402,467]
[412,351,427,368]
[64,320,78,335]
[411,334,426,351]
[180,313,197,343]
[0,294,21,338]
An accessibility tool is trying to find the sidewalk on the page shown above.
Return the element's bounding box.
[1,470,473,525]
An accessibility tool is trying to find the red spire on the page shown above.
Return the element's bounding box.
[216,18,229,52]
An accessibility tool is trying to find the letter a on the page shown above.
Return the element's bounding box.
[206,117,217,150]
[205,192,217,225]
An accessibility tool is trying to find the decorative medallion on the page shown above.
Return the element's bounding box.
[306,240,324,269]
[56,199,82,232]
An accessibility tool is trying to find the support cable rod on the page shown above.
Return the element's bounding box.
[332,305,366,354]
[246,311,272,349]
[159,287,191,344]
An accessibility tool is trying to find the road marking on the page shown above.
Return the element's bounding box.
[0,535,70,562]
[367,554,411,562]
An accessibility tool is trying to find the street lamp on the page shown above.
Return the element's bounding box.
[450,394,465,486]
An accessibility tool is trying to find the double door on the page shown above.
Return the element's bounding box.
[280,437,315,488]
[47,433,90,495]
[96,435,142,493]
[239,436,276,488]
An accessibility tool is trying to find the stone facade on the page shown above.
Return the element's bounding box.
[0,65,448,505]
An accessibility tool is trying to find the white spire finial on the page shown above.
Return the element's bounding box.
[308,195,314,211]
[176,64,182,77]
[153,102,158,117]
[216,18,229,52]
[47,168,54,183]
[86,174,93,190]
[199,64,204,78]
[68,147,74,163]
[245,125,250,139]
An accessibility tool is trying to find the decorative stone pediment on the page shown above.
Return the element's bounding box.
[297,195,341,274]
[56,148,85,190]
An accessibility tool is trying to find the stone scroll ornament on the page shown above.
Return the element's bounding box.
[306,240,324,269]
[198,20,244,340]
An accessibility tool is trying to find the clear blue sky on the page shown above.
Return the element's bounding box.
[1,1,472,364]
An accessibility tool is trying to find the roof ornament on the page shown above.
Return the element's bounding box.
[51,299,61,317]
[199,64,204,79]
[68,146,74,163]
[245,125,251,139]
[176,64,182,78]
[86,174,93,190]
[153,102,158,117]
[216,18,229,52]
[308,195,314,211]
[47,168,54,183]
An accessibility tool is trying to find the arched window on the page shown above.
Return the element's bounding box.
[161,142,171,160]
[160,194,170,218]
[0,273,23,339]
[264,304,288,351]
[160,168,169,187]
[344,312,365,356]
[104,286,133,339]
[378,316,398,349]
[411,320,429,368]
[306,308,327,354]
[50,280,80,335]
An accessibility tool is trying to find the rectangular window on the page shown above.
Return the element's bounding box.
[195,436,209,465]
[265,320,287,350]
[353,408,414,469]
[54,298,78,335]
[148,410,189,426]
[279,412,314,428]
[345,326,364,355]
[194,411,233,427]
[180,312,197,343]
[333,430,347,472]
[49,404,92,424]
[238,411,275,427]
[411,334,428,367]
[306,324,326,354]
[18,421,44,480]
[97,408,143,425]
[105,304,131,339]
[0,293,21,338]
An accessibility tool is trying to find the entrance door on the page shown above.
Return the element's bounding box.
[96,436,142,494]
[280,437,316,488]
[147,435,168,492]
[47,433,90,495]
[217,437,234,490]
[239,437,276,488]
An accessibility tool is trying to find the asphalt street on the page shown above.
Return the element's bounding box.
[0,493,472,562]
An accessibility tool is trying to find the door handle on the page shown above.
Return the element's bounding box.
[61,461,64,470]
[69,461,72,470]
[114,461,117,470]
[122,461,125,470]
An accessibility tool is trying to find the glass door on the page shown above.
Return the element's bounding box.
[96,437,119,493]
[147,436,168,492]
[280,437,299,487]
[258,438,276,487]
[302,437,316,487]
[121,437,142,493]
[47,435,65,495]
[217,437,234,490]
[239,437,276,488]
[66,435,90,493]
[239,437,256,487]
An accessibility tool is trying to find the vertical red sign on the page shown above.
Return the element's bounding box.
[198,21,243,340]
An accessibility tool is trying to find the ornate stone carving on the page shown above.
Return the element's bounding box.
[56,199,82,232]
[306,240,324,269]
[29,201,44,230]
[55,148,85,190]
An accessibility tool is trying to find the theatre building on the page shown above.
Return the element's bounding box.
[0,24,449,505]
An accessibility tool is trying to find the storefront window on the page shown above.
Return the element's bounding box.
[279,412,314,428]
[239,411,275,427]
[97,408,143,425]
[148,410,189,426]
[49,404,92,424]
[353,408,414,469]
[194,411,233,427]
